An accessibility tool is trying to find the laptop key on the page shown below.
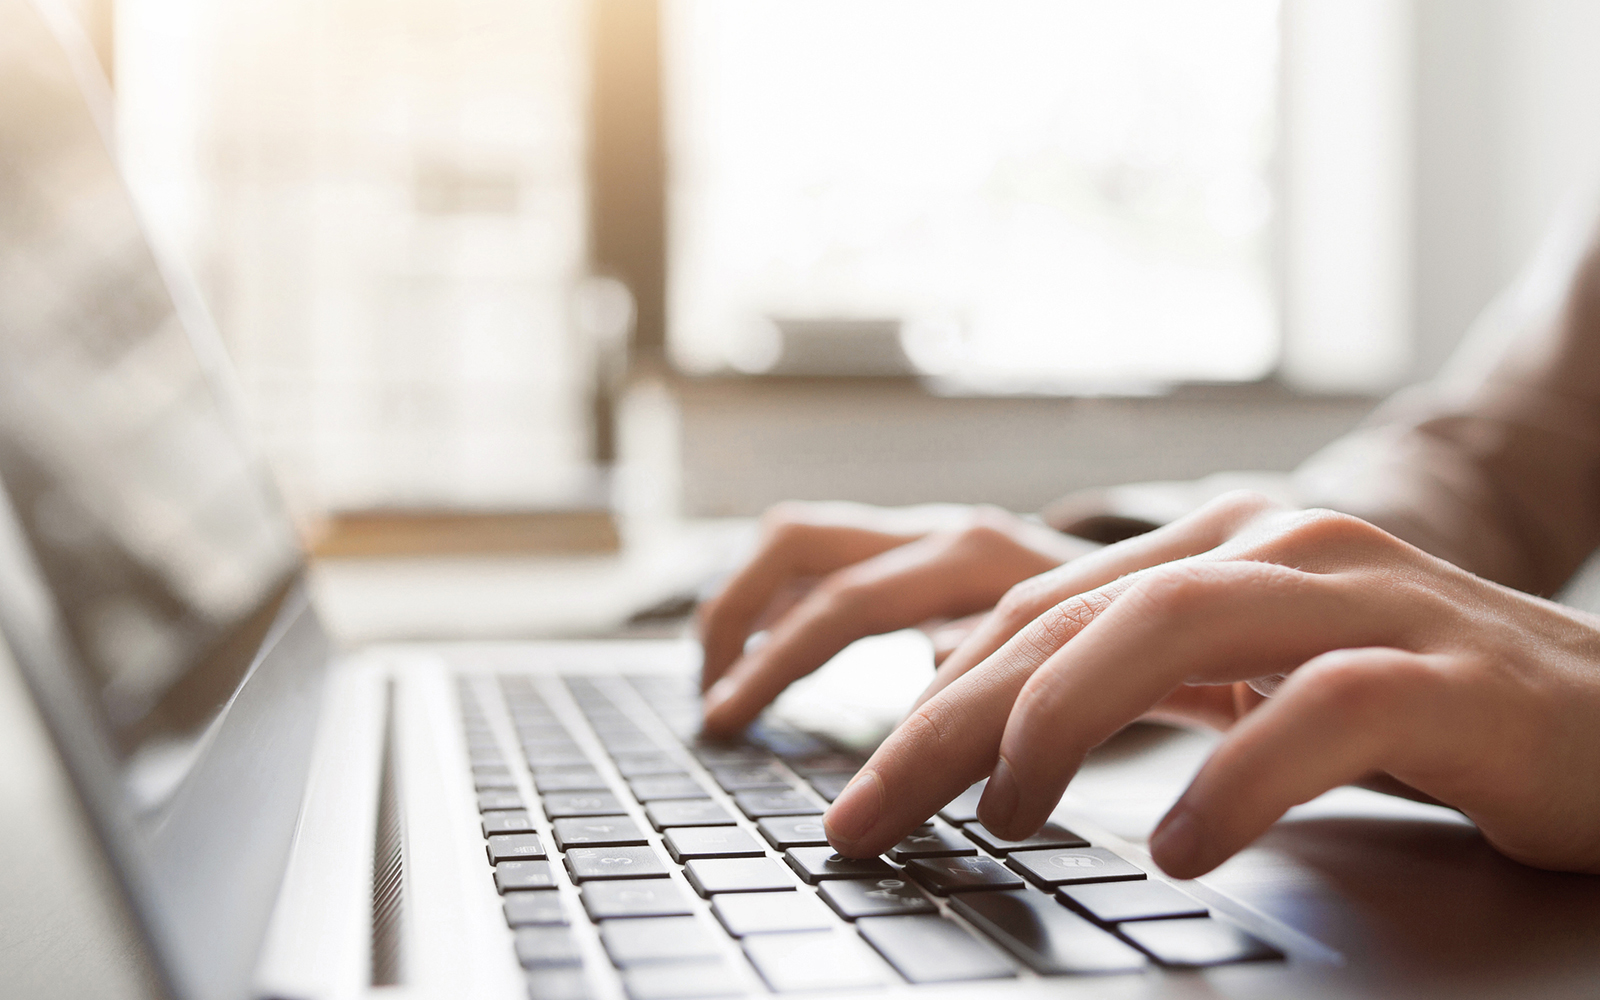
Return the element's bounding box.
[496,860,558,893]
[543,791,626,818]
[733,789,821,818]
[484,811,538,836]
[513,926,583,969]
[711,764,791,791]
[964,821,1089,854]
[684,857,796,896]
[479,790,525,812]
[599,916,719,967]
[806,773,853,802]
[888,820,978,861]
[564,846,669,882]
[906,855,1025,894]
[783,846,895,883]
[711,891,834,936]
[581,879,695,920]
[612,753,687,778]
[552,817,648,850]
[1059,879,1207,923]
[1117,916,1282,967]
[742,930,888,992]
[1007,847,1144,888]
[664,826,766,862]
[857,914,1016,983]
[645,800,735,830]
[487,833,547,864]
[949,889,1149,974]
[535,768,611,793]
[620,959,743,1000]
[628,775,708,801]
[817,876,936,919]
[525,968,591,1000]
[757,816,829,849]
[505,891,567,927]
[937,780,987,824]
[525,748,591,769]
[474,771,519,791]
[691,744,775,768]
[789,753,862,776]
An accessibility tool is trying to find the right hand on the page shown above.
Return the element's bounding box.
[698,501,1097,735]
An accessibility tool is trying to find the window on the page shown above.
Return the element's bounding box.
[115,0,595,514]
[665,0,1281,389]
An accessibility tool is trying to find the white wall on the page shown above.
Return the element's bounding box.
[1413,0,1600,377]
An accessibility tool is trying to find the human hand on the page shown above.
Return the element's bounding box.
[697,501,1096,735]
[822,491,1600,879]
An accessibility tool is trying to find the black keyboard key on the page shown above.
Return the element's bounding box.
[535,768,610,793]
[747,722,829,759]
[684,857,796,895]
[857,914,1016,983]
[806,774,853,802]
[581,879,695,920]
[514,926,583,969]
[474,770,519,791]
[691,744,775,768]
[599,916,719,967]
[645,800,735,830]
[552,817,648,850]
[789,753,862,776]
[487,833,547,864]
[1007,847,1144,887]
[505,891,567,927]
[906,855,1025,894]
[479,790,525,812]
[711,891,834,936]
[964,821,1089,854]
[543,791,626,818]
[1060,880,1207,923]
[1117,916,1282,967]
[495,860,558,892]
[818,876,936,919]
[628,775,708,801]
[888,820,978,862]
[468,748,506,767]
[525,748,591,769]
[711,764,791,791]
[620,959,743,1000]
[742,931,888,992]
[484,811,538,836]
[612,753,686,778]
[733,789,821,818]
[664,826,766,862]
[757,816,829,849]
[783,847,895,883]
[525,968,591,1000]
[937,780,987,824]
[564,846,669,882]
[949,889,1149,974]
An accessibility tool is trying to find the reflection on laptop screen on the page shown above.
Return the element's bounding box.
[0,22,301,805]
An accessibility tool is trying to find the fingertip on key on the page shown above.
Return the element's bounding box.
[824,770,884,854]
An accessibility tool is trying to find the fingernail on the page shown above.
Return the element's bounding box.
[825,770,883,846]
[980,757,1019,834]
[1150,805,1201,877]
[703,677,736,714]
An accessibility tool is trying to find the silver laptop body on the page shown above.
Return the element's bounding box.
[1,4,1597,999]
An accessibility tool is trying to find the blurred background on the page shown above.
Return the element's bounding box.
[44,0,1600,566]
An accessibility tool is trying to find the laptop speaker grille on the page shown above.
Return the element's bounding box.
[370,681,404,986]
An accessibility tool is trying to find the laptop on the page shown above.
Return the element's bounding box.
[2,3,1598,998]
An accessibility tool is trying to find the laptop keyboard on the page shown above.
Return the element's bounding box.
[455,672,1280,999]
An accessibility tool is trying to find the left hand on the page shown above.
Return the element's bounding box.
[822,491,1600,879]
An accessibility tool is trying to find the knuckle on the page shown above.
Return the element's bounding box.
[1296,650,1417,721]
[1123,562,1219,620]
[1026,590,1111,653]
[1198,488,1285,524]
[1275,507,1389,553]
[995,576,1052,623]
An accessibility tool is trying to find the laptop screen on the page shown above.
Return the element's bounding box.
[0,10,301,806]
